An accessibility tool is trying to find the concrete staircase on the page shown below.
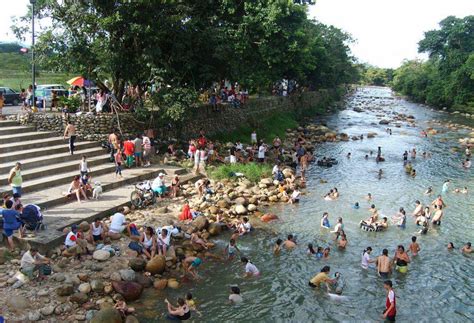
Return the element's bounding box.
[0,120,197,251]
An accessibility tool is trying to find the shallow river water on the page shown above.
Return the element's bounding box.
[135,87,473,322]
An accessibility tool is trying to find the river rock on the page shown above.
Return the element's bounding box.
[110,272,122,282]
[261,213,278,222]
[91,308,122,323]
[119,269,136,281]
[217,200,229,209]
[208,222,222,236]
[40,305,56,316]
[93,250,110,261]
[135,273,153,288]
[125,315,140,323]
[79,221,90,232]
[247,204,257,212]
[208,205,219,214]
[235,204,247,215]
[282,168,294,178]
[28,311,41,321]
[234,197,248,206]
[56,284,74,296]
[167,279,180,289]
[91,279,104,292]
[379,119,390,125]
[7,295,29,311]
[112,281,143,301]
[129,258,147,272]
[192,216,209,230]
[78,282,92,294]
[78,273,89,281]
[153,278,168,290]
[145,255,166,274]
[367,132,377,138]
[260,178,273,185]
[70,292,89,304]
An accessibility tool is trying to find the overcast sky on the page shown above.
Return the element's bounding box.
[309,0,474,68]
[1,0,473,68]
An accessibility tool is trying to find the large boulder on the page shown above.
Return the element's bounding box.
[216,200,230,209]
[192,216,209,231]
[208,222,222,236]
[234,197,248,206]
[235,205,247,215]
[247,204,257,212]
[134,274,153,288]
[92,250,110,261]
[91,308,122,323]
[119,269,136,282]
[153,279,168,290]
[56,284,74,296]
[112,281,143,301]
[129,258,147,272]
[282,168,294,178]
[145,255,166,275]
[7,295,29,312]
[167,279,180,289]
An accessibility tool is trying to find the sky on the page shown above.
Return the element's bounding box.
[309,0,474,68]
[1,0,473,69]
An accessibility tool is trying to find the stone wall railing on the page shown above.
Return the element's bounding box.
[16,89,341,141]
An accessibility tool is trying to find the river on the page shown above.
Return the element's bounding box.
[135,87,473,322]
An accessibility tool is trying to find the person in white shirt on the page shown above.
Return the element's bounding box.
[108,210,128,239]
[251,131,257,144]
[229,286,243,304]
[157,227,171,255]
[79,155,90,179]
[87,218,108,244]
[63,224,86,257]
[21,247,50,279]
[331,217,344,239]
[241,257,260,277]
[289,189,301,204]
[462,158,471,169]
[272,164,279,176]
[258,143,266,162]
[238,217,252,235]
[152,173,168,197]
[361,247,375,269]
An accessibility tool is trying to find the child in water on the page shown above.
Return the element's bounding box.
[273,239,283,255]
[409,236,421,256]
[224,238,240,260]
[186,292,202,316]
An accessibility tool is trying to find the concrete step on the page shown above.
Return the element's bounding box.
[0,120,20,127]
[0,154,112,186]
[0,125,36,135]
[21,170,200,251]
[16,165,172,210]
[0,160,115,195]
[0,137,70,153]
[0,141,99,163]
[0,131,56,144]
[0,146,107,173]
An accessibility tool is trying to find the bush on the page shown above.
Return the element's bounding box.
[208,163,272,183]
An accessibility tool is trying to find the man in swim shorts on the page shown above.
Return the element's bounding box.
[377,249,392,279]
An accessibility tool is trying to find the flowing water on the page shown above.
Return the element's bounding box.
[135,87,473,322]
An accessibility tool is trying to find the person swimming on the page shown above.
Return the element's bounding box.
[353,202,360,209]
[273,238,283,255]
[424,186,433,195]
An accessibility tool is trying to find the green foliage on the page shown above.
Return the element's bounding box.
[357,64,394,86]
[208,163,272,183]
[393,16,474,112]
[0,42,23,53]
[57,95,81,113]
[212,111,298,144]
[151,87,198,123]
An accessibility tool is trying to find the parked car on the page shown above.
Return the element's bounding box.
[0,87,21,105]
[35,84,68,109]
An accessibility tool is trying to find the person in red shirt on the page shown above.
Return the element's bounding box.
[383,280,396,321]
[123,137,135,168]
[197,135,207,150]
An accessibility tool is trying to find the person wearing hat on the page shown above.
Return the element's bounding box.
[20,247,50,280]
[63,224,86,258]
[152,173,167,197]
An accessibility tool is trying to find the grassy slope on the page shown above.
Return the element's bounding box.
[207,163,272,183]
[0,52,71,90]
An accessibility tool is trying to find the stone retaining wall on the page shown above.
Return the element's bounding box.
[17,89,341,141]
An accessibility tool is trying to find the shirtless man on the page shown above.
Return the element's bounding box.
[63,121,77,155]
[431,195,446,208]
[412,200,423,217]
[409,236,420,256]
[282,234,297,249]
[431,205,444,225]
[377,249,392,279]
[461,242,472,254]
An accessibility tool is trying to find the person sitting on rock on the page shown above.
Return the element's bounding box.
[86,218,108,245]
[238,217,252,235]
[20,247,50,280]
[63,224,87,258]
[108,210,128,240]
[140,226,157,259]
[191,232,210,250]
[157,228,171,255]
